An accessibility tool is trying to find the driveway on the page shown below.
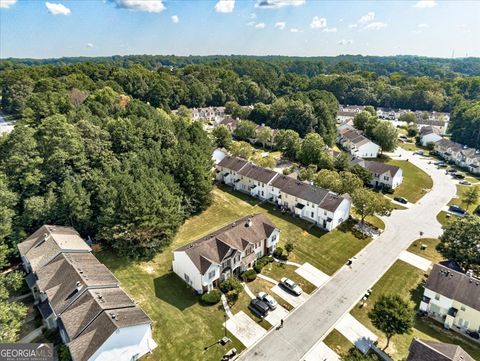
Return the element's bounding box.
[303,342,340,361]
[224,311,267,348]
[237,148,456,361]
[295,263,330,288]
[264,305,289,326]
[398,250,432,271]
[271,285,308,308]
[334,313,378,354]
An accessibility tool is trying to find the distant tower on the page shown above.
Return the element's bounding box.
[451,49,455,58]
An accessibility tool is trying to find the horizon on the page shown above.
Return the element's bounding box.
[1,0,479,59]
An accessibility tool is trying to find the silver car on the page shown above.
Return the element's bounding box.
[280,277,303,296]
[257,291,278,310]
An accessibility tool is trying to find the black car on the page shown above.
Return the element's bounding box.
[449,205,466,215]
[248,299,270,318]
[452,173,465,179]
[394,197,408,204]
[466,330,479,340]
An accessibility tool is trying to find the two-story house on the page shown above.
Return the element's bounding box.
[172,214,279,294]
[337,127,380,158]
[419,125,443,147]
[434,139,464,162]
[236,163,279,200]
[17,225,157,361]
[356,160,403,189]
[419,263,480,335]
[216,156,249,186]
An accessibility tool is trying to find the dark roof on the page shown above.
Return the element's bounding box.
[68,306,151,361]
[320,193,346,212]
[17,225,91,272]
[175,214,277,274]
[36,253,119,315]
[406,339,475,361]
[25,272,37,289]
[363,161,401,178]
[238,163,278,184]
[435,139,463,152]
[37,299,53,319]
[341,129,373,147]
[275,176,329,204]
[61,288,136,340]
[425,264,480,311]
[217,155,249,172]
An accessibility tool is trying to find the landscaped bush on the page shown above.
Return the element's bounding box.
[253,262,264,273]
[200,290,221,305]
[273,247,288,261]
[253,255,276,273]
[241,269,257,282]
[219,277,242,294]
[226,290,239,304]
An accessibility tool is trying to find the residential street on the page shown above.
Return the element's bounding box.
[238,148,457,361]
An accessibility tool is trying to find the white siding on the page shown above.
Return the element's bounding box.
[172,252,206,294]
[356,142,380,158]
[420,133,442,147]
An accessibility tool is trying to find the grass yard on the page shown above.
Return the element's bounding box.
[260,262,316,294]
[323,329,354,356]
[436,210,460,228]
[448,184,480,212]
[348,260,480,360]
[407,238,444,263]
[382,159,433,203]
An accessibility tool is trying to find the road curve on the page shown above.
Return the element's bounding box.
[238,148,456,361]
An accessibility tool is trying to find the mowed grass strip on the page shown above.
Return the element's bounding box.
[323,329,354,356]
[407,238,444,264]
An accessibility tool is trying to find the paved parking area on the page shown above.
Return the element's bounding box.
[335,313,377,353]
[303,341,341,361]
[224,311,267,348]
[271,285,308,308]
[295,262,330,288]
[264,305,289,326]
[398,250,432,271]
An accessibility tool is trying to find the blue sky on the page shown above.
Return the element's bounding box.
[1,0,479,59]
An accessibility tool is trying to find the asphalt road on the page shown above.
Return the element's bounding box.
[238,148,456,361]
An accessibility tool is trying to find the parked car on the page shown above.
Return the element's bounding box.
[459,180,471,185]
[280,277,303,296]
[257,292,278,310]
[452,173,465,179]
[449,205,466,215]
[248,299,270,318]
[446,168,457,173]
[434,161,445,166]
[413,150,424,155]
[466,330,479,340]
[394,197,408,204]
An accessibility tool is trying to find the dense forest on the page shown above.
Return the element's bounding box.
[0,54,479,265]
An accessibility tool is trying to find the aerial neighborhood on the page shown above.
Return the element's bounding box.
[1,3,480,361]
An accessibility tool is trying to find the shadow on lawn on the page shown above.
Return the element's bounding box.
[153,272,198,311]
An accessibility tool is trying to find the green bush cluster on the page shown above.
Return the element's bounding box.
[241,269,257,282]
[253,256,274,273]
[219,277,242,294]
[273,247,288,261]
[200,290,221,305]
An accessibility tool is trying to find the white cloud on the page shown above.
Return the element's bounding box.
[112,0,165,13]
[310,16,327,29]
[250,13,257,19]
[358,11,375,25]
[45,2,71,15]
[322,27,337,33]
[348,24,358,29]
[215,0,234,13]
[255,22,266,29]
[255,0,305,9]
[418,23,429,28]
[363,21,387,31]
[246,21,256,26]
[275,22,286,30]
[338,39,354,45]
[171,15,179,23]
[414,0,437,8]
[86,43,94,48]
[290,28,301,33]
[0,0,17,9]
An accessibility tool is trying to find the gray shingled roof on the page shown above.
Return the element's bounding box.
[363,161,401,178]
[17,225,91,272]
[218,155,249,172]
[425,264,480,311]
[406,339,474,361]
[68,306,151,361]
[238,163,278,184]
[341,129,372,147]
[274,176,330,204]
[175,214,277,275]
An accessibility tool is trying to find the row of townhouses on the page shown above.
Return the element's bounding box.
[434,138,480,175]
[18,225,157,361]
[337,124,381,159]
[351,157,403,190]
[173,214,279,294]
[420,263,480,338]
[216,156,351,231]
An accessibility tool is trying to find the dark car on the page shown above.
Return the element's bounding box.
[452,173,465,179]
[466,330,479,340]
[446,168,457,173]
[449,205,466,215]
[248,299,270,318]
[394,197,408,204]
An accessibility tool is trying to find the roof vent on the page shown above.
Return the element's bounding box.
[110,312,117,320]
[247,218,253,227]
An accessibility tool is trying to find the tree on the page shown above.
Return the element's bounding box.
[255,155,276,169]
[233,120,257,141]
[368,295,414,350]
[256,126,273,149]
[353,111,372,131]
[212,125,232,149]
[352,188,393,224]
[299,165,317,181]
[372,121,399,153]
[364,105,376,116]
[297,133,325,166]
[314,169,342,193]
[334,152,351,171]
[398,112,416,124]
[230,141,254,159]
[351,165,373,184]
[406,125,418,137]
[437,216,480,272]
[341,348,381,361]
[285,241,294,255]
[274,129,301,160]
[462,187,479,211]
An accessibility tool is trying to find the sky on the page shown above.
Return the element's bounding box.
[1,0,479,59]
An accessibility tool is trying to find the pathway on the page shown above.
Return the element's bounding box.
[18,326,43,343]
[398,250,432,271]
[257,273,277,285]
[221,294,233,318]
[237,148,456,361]
[224,311,267,348]
[295,263,330,288]
[334,313,378,354]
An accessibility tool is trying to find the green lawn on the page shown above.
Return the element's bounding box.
[448,184,480,212]
[348,260,480,360]
[260,262,316,295]
[382,159,433,203]
[407,238,444,264]
[324,329,354,356]
[436,210,460,228]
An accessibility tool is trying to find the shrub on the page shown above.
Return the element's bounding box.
[253,262,264,274]
[241,269,257,282]
[219,277,242,294]
[285,241,294,254]
[273,247,284,259]
[226,290,239,304]
[200,290,221,305]
[58,344,72,361]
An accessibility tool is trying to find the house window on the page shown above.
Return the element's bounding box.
[311,212,314,218]
[434,294,440,301]
[208,270,216,279]
[271,234,277,242]
[460,305,466,311]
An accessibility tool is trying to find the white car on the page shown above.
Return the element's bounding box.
[280,277,303,296]
[257,292,278,310]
